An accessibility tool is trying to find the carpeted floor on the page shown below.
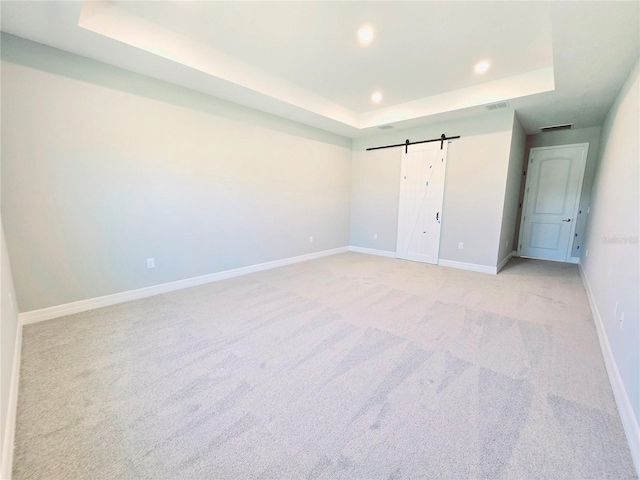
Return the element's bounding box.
[13,253,636,479]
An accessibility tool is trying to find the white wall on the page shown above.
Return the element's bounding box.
[0,34,352,312]
[518,126,602,258]
[581,60,639,427]
[497,114,526,266]
[351,110,516,269]
[1,221,19,477]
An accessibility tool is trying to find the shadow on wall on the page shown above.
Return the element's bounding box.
[0,33,351,149]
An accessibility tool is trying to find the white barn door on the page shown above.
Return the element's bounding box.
[396,141,448,264]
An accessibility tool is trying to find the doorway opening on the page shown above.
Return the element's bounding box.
[517,143,588,262]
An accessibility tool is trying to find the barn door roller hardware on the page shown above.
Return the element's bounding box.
[367,133,461,153]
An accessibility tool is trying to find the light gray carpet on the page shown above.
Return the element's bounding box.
[13,253,637,479]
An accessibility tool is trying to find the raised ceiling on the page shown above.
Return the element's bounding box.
[1,1,638,137]
[112,1,554,112]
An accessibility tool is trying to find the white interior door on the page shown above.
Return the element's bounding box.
[519,144,588,262]
[396,141,448,264]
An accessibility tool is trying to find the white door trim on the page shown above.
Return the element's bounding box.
[517,143,588,262]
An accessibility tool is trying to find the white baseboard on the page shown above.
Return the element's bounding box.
[19,246,349,325]
[351,248,509,276]
[496,251,515,273]
[1,318,22,480]
[348,246,396,258]
[438,259,497,275]
[567,256,580,264]
[579,263,639,476]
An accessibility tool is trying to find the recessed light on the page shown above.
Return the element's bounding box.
[358,26,375,44]
[371,92,382,103]
[474,61,490,74]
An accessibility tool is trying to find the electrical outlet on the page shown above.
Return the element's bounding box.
[585,249,589,258]
[458,242,464,249]
[619,312,625,329]
[309,236,313,243]
[373,234,378,240]
[587,206,590,214]
[147,258,155,269]
[614,301,619,318]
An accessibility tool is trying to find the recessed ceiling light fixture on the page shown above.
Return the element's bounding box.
[371,91,382,103]
[358,25,375,44]
[474,61,490,74]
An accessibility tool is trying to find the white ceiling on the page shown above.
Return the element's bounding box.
[113,1,554,112]
[1,1,638,138]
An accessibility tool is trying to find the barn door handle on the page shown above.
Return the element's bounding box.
[436,212,440,221]
[562,218,571,222]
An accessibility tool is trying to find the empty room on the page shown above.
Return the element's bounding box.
[1,1,638,479]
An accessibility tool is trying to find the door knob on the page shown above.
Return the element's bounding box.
[562,218,571,222]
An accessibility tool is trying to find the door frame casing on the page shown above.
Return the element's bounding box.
[517,142,589,262]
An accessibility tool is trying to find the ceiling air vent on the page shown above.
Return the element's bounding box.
[378,124,393,130]
[486,101,509,110]
[540,123,573,132]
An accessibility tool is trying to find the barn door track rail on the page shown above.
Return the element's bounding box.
[367,133,461,153]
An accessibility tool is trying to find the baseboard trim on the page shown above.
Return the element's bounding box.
[567,256,580,264]
[1,318,22,480]
[351,248,507,276]
[579,263,640,476]
[438,259,497,275]
[496,251,515,273]
[19,246,349,325]
[348,246,396,258]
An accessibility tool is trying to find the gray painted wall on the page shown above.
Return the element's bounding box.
[497,114,526,265]
[1,35,352,312]
[581,60,639,424]
[351,111,516,269]
[516,126,602,257]
[1,222,19,470]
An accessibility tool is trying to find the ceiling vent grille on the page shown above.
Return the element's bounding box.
[540,123,573,132]
[378,124,393,130]
[486,101,509,110]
